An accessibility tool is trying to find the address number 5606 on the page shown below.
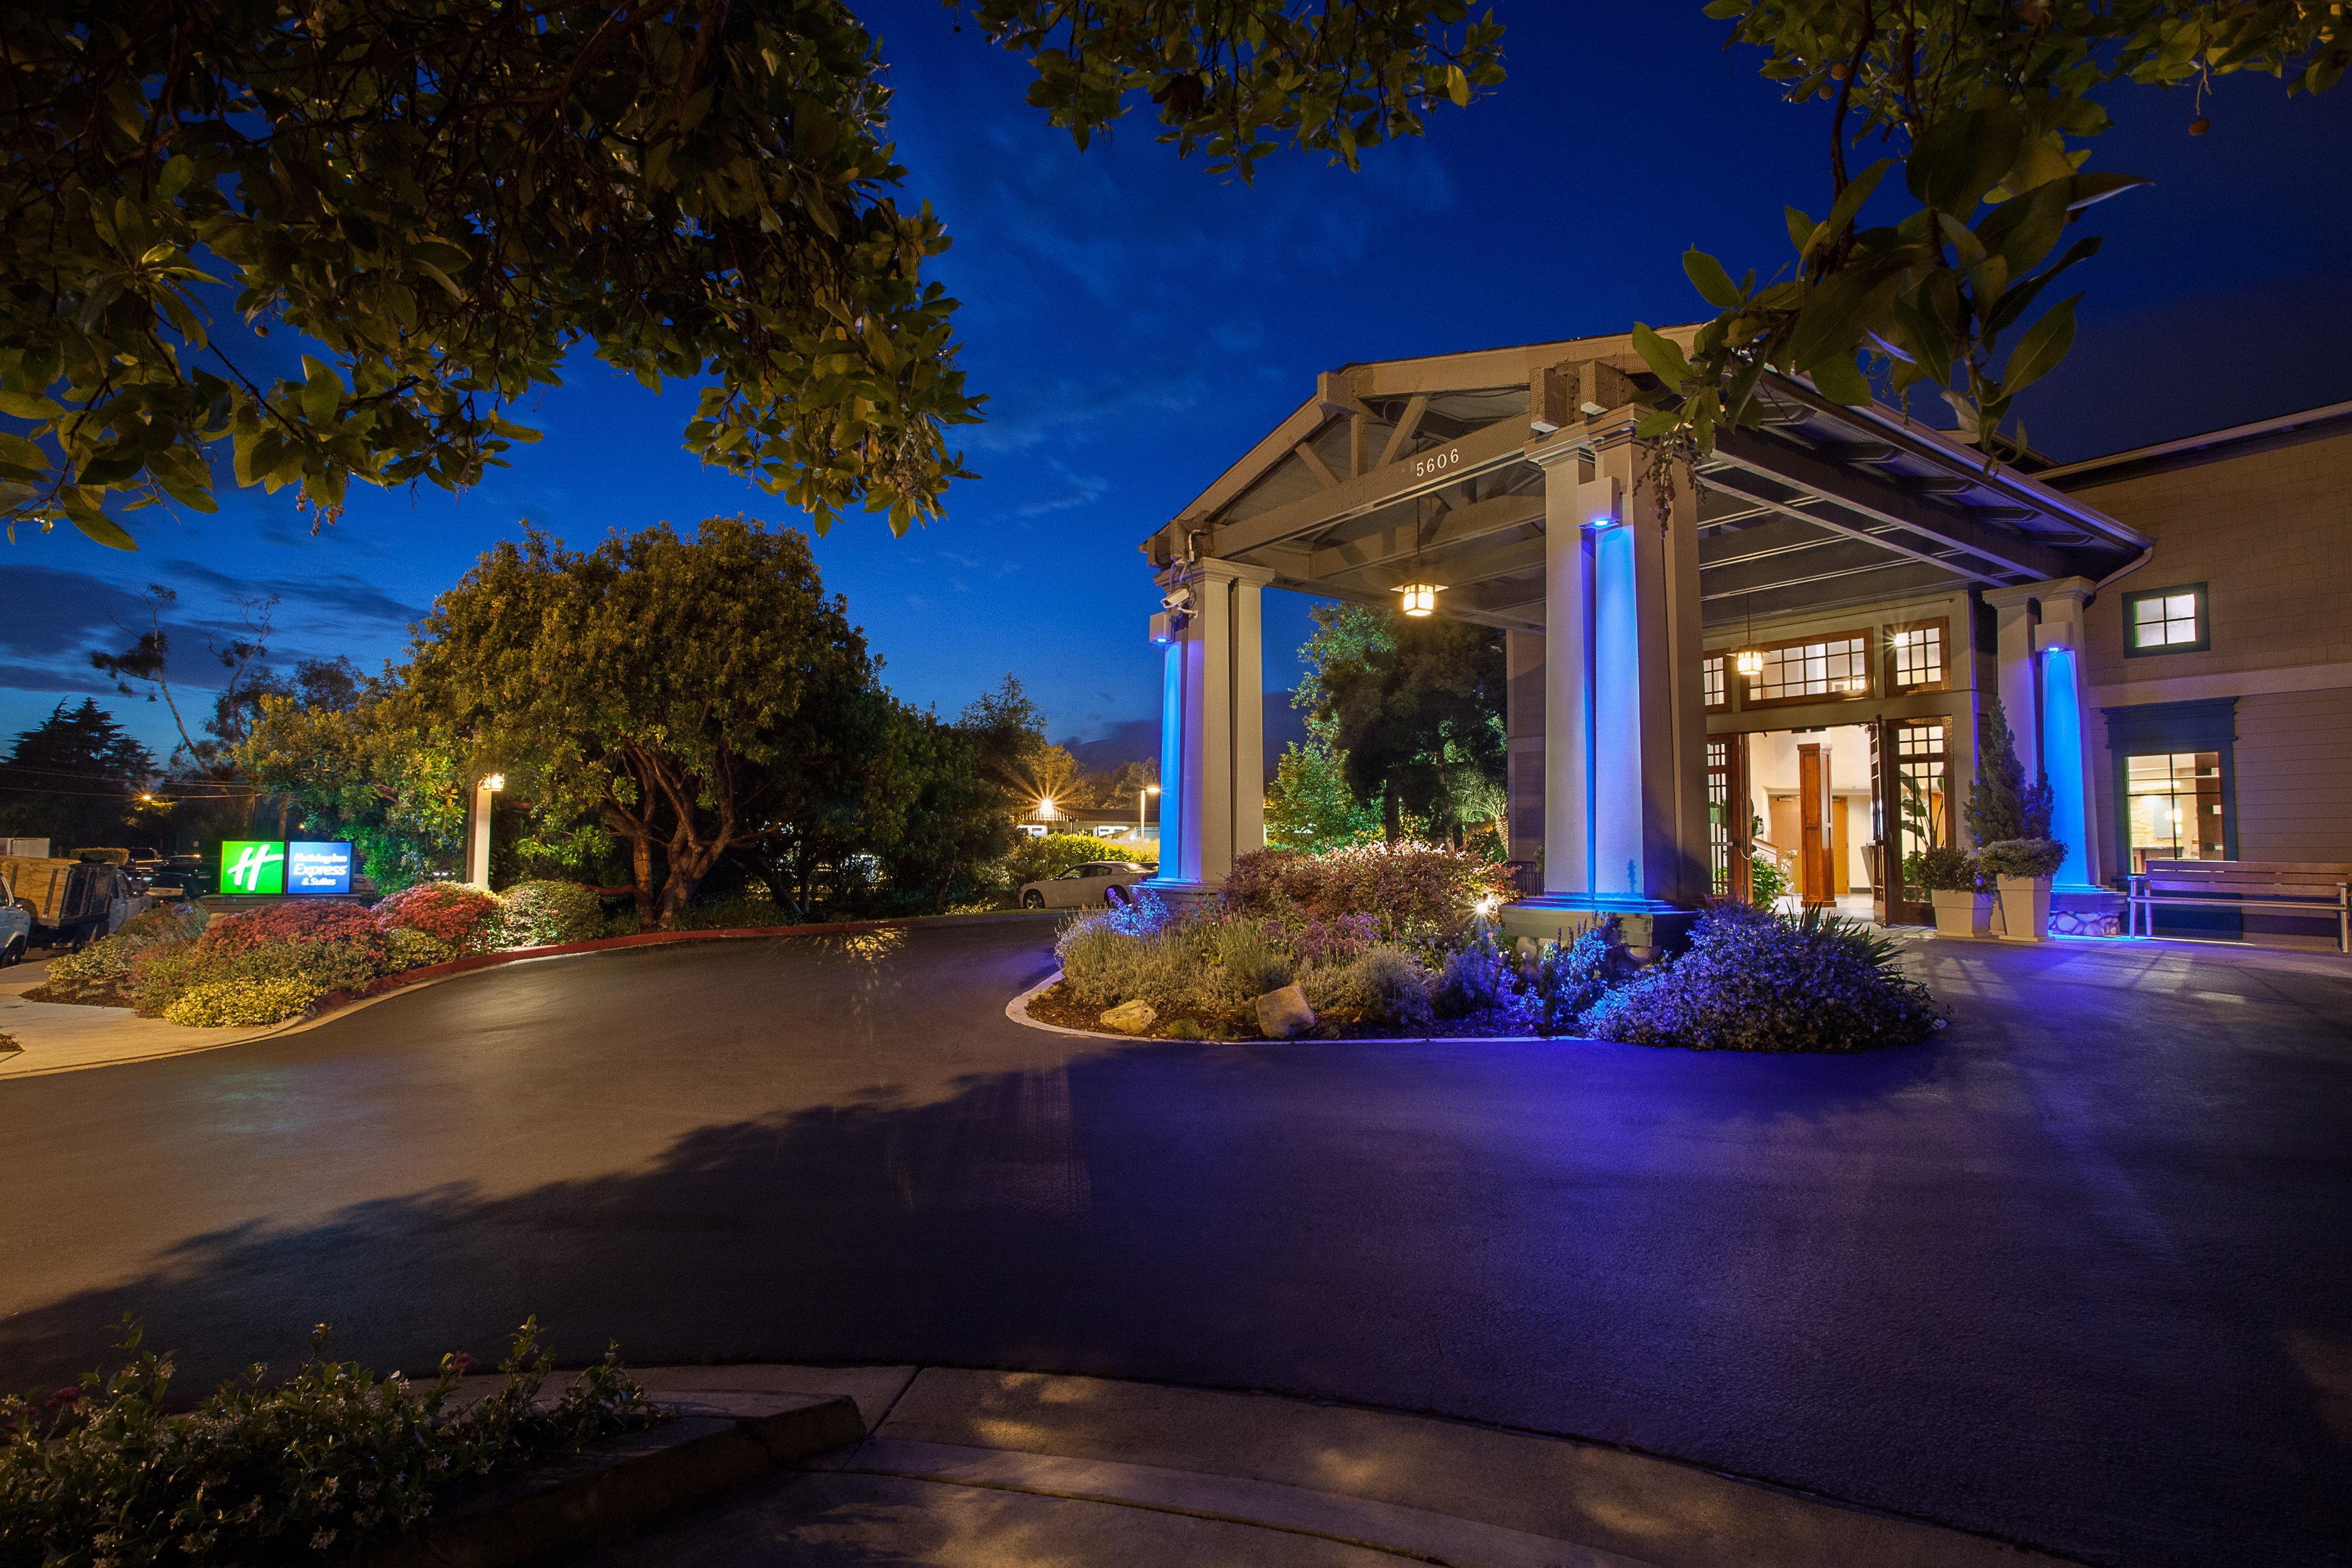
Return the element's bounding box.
[1412,446,1462,479]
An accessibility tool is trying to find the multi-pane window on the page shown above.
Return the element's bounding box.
[1893,720,1950,869]
[2125,752,2225,871]
[1888,620,1947,692]
[1706,738,1732,895]
[1702,654,1728,710]
[2125,584,2208,654]
[1746,631,1872,704]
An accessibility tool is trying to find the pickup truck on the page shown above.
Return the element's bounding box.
[0,853,137,951]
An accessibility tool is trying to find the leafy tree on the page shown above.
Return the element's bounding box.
[873,706,1015,910]
[241,678,467,891]
[1963,691,2053,847]
[1264,730,1383,851]
[2,1,1498,549]
[398,516,880,925]
[956,674,1052,806]
[0,698,159,850]
[1641,2,2346,458]
[1305,603,1504,844]
[1087,757,1160,814]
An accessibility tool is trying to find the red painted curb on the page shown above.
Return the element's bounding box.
[302,911,1049,1023]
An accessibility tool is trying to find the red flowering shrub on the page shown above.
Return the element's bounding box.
[1224,843,1509,946]
[198,902,388,959]
[374,883,500,951]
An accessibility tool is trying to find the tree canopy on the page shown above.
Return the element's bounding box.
[0,698,158,850]
[1,1,1500,550]
[1642,1,2346,458]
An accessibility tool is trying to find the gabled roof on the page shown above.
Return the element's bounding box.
[1143,330,2152,631]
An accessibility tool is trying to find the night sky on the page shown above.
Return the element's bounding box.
[5,0,2348,765]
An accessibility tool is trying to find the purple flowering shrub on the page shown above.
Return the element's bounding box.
[1292,913,1377,967]
[1582,903,1939,1052]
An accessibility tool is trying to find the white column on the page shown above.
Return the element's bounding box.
[1148,557,1273,892]
[1516,439,1711,939]
[466,779,496,889]
[1983,578,2105,892]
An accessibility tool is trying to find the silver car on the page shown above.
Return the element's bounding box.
[1019,861,1150,910]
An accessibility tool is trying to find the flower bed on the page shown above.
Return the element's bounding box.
[1038,845,1940,1052]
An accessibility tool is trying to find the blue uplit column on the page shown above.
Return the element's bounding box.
[1155,633,1188,883]
[1985,577,2105,896]
[1143,557,1273,896]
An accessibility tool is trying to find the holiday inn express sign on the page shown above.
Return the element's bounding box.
[219,840,353,897]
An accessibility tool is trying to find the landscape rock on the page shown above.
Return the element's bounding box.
[1099,999,1157,1035]
[1254,983,1316,1039]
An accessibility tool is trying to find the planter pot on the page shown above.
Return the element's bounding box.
[1996,875,2052,943]
[1931,889,1995,938]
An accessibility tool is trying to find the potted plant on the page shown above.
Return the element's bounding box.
[1962,693,2065,943]
[1918,845,1992,938]
[1980,837,2068,942]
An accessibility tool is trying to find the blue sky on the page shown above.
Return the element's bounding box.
[6,0,2349,764]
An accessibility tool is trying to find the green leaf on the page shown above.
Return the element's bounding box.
[0,390,66,420]
[1997,294,2079,400]
[1985,235,2100,338]
[1809,355,1871,405]
[1814,160,1892,255]
[69,510,138,551]
[1682,249,1741,309]
[1784,206,1815,254]
[2064,170,2153,211]
[1905,105,2022,214]
[1631,323,1692,386]
[300,356,343,424]
[1446,65,1470,108]
[1633,409,1681,438]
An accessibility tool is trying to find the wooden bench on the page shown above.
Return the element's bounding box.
[2127,860,2351,952]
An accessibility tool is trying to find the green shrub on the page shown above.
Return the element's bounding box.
[1355,946,1433,1028]
[373,884,501,951]
[1534,922,1621,1034]
[0,1319,654,1568]
[31,907,207,1005]
[1055,908,1195,1012]
[1915,845,1984,893]
[494,881,605,948]
[667,891,785,931]
[1223,843,1507,948]
[132,938,387,1018]
[1433,925,1513,1019]
[1584,903,1939,1052]
[1210,916,1291,999]
[385,928,461,971]
[162,977,323,1028]
[1978,837,2067,880]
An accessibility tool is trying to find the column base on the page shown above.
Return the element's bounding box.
[1134,878,1222,911]
[1499,895,1700,954]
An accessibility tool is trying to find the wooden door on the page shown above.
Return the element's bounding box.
[1798,744,1833,904]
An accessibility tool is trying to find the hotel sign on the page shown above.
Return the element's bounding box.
[219,840,353,897]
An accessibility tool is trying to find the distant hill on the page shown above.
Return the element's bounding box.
[1065,691,1310,783]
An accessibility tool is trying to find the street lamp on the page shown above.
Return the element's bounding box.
[1138,783,1159,842]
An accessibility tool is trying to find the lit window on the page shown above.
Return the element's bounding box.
[2125,584,2207,654]
[1747,631,1871,704]
[1702,654,1727,710]
[2125,752,2225,871]
[1889,622,1946,691]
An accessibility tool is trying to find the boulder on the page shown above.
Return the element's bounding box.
[1099,999,1157,1035]
[1254,982,1316,1040]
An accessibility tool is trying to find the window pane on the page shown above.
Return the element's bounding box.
[2124,750,2224,872]
[1751,633,1870,702]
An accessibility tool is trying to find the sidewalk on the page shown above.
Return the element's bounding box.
[0,959,280,1078]
[582,1366,2066,1567]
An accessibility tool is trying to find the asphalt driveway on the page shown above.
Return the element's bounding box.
[1,919,2347,1566]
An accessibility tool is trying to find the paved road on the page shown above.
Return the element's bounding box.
[3,919,2348,1566]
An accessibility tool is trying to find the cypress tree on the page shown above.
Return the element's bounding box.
[1964,693,2053,846]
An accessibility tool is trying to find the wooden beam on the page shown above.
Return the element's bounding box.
[1349,413,1370,478]
[1700,537,1924,601]
[1308,489,1545,577]
[1699,513,1852,569]
[1377,394,1428,469]
[1709,427,2072,582]
[1316,369,1368,415]
[1209,412,1536,561]
[1293,440,1341,490]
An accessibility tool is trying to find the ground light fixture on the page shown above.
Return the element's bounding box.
[1396,581,1442,617]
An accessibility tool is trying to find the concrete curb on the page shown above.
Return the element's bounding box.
[1004,971,1558,1047]
[359,1395,864,1568]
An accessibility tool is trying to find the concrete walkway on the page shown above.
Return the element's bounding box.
[589,1365,2062,1567]
[0,959,278,1077]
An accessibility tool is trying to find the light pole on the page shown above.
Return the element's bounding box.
[1139,783,1159,843]
[467,772,505,888]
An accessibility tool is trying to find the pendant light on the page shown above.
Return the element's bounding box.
[1733,593,1765,679]
[1395,578,1443,617]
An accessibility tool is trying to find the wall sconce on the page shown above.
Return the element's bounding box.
[1396,581,1443,617]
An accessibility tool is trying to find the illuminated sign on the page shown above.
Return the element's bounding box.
[221,840,286,897]
[219,840,355,897]
[287,840,353,895]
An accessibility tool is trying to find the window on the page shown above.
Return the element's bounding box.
[1706,739,1732,895]
[2124,752,2225,872]
[1744,630,1874,706]
[2124,583,2209,655]
[1893,721,1950,869]
[1702,654,1728,711]
[1888,620,1948,692]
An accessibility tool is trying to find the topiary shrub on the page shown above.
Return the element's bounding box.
[1916,845,1985,893]
[163,976,323,1027]
[493,881,605,948]
[1583,903,1939,1053]
[1979,837,2068,880]
[374,883,502,951]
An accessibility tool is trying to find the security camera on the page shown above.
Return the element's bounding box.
[1161,587,1194,613]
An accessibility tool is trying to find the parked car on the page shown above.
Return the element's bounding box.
[145,853,213,900]
[1018,861,1150,910]
[0,875,31,966]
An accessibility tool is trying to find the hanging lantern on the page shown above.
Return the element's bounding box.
[1395,581,1443,617]
[1733,646,1765,679]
